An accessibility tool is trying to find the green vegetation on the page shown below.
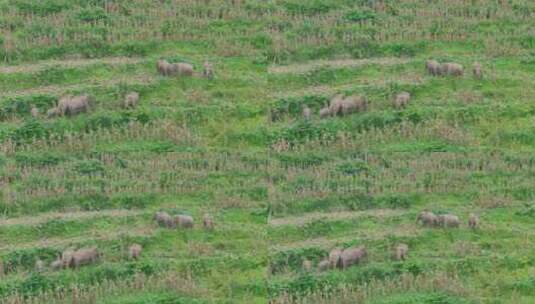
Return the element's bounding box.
[0,0,534,303]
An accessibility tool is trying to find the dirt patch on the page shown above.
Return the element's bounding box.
[268,57,410,74]
[271,76,424,99]
[0,209,144,227]
[0,74,155,99]
[271,224,420,252]
[0,57,145,74]
[0,226,154,251]
[269,209,407,227]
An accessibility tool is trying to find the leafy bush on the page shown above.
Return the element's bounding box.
[348,38,381,59]
[19,273,54,295]
[250,32,273,49]
[283,0,337,16]
[272,192,416,216]
[268,264,401,298]
[6,39,158,62]
[9,120,49,144]
[344,9,377,23]
[14,152,66,167]
[36,66,71,84]
[518,35,535,50]
[0,95,57,120]
[73,159,105,175]
[382,42,422,57]
[269,247,326,274]
[270,95,329,121]
[244,1,277,15]
[77,37,112,58]
[110,193,156,209]
[2,247,59,273]
[277,152,330,168]
[295,44,346,62]
[0,260,166,298]
[336,160,369,176]
[376,194,417,209]
[112,40,157,57]
[272,111,406,145]
[303,67,340,85]
[304,193,375,213]
[372,292,474,304]
[13,0,70,16]
[77,7,108,23]
[84,112,134,131]
[509,276,535,295]
[4,44,69,62]
[240,154,270,169]
[75,193,110,211]
[145,141,176,153]
[274,120,339,144]
[516,202,535,217]
[226,186,268,201]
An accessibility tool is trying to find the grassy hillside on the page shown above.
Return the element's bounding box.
[0,0,534,303]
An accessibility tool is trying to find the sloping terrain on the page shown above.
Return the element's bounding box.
[0,0,534,303]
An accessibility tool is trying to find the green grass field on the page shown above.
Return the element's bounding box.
[0,0,534,303]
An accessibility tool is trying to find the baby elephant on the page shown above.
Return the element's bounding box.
[129,244,142,260]
[328,247,343,269]
[317,259,330,272]
[468,213,479,229]
[47,107,61,118]
[339,246,367,269]
[301,259,312,272]
[394,244,409,261]
[34,259,45,272]
[30,106,39,118]
[302,105,311,120]
[202,61,214,79]
[319,107,331,119]
[393,92,411,109]
[50,259,63,271]
[473,62,482,79]
[202,213,214,230]
[61,249,75,269]
[124,92,139,109]
[174,214,194,229]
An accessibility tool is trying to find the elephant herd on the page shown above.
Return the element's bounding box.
[301,211,480,273]
[29,211,215,273]
[301,59,483,120]
[28,59,214,119]
[153,211,214,230]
